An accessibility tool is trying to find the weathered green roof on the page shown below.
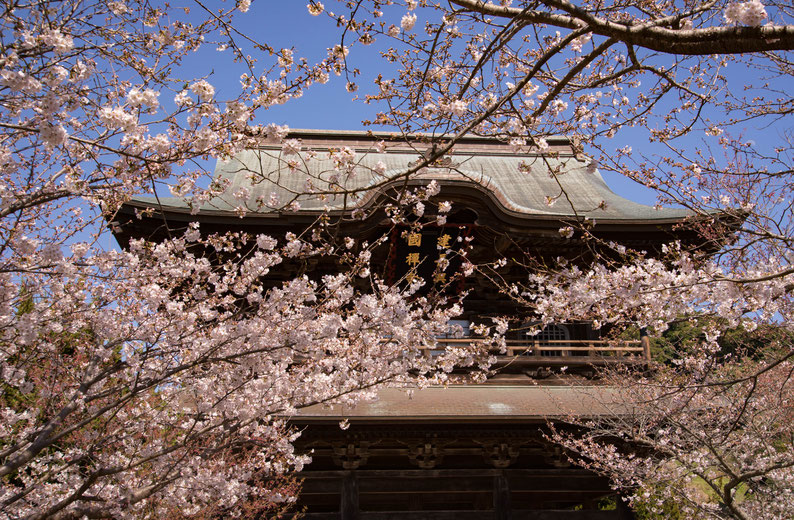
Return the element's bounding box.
[137,129,691,223]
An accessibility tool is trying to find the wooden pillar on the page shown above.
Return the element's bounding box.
[340,471,359,520]
[640,327,651,363]
[493,471,511,520]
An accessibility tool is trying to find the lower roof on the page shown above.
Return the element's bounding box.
[292,385,631,423]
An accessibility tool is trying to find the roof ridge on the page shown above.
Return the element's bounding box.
[285,128,572,144]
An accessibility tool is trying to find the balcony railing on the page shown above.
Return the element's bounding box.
[423,338,650,366]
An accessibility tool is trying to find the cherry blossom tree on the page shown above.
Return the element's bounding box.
[549,325,794,520]
[0,2,490,518]
[3,0,794,518]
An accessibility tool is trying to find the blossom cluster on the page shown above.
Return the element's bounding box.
[724,0,768,25]
[524,248,791,337]
[0,227,480,518]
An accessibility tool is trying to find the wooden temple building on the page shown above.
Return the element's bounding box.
[112,130,709,519]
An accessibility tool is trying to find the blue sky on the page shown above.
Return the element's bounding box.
[209,2,384,129]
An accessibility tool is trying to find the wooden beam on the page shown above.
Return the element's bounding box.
[302,471,611,494]
[340,511,622,520]
[359,513,490,520]
[358,476,492,493]
[301,468,604,479]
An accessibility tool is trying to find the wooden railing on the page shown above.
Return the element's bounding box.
[423,338,650,365]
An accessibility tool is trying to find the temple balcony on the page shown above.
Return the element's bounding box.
[427,337,649,368]
[421,321,652,375]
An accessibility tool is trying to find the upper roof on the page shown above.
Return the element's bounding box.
[133,129,691,223]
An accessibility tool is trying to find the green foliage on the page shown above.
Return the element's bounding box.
[632,476,753,519]
[596,496,617,510]
[632,493,687,520]
[636,317,794,365]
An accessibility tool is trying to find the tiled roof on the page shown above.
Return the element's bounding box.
[135,129,691,223]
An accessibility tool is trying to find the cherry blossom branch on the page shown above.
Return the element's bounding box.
[451,0,794,54]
